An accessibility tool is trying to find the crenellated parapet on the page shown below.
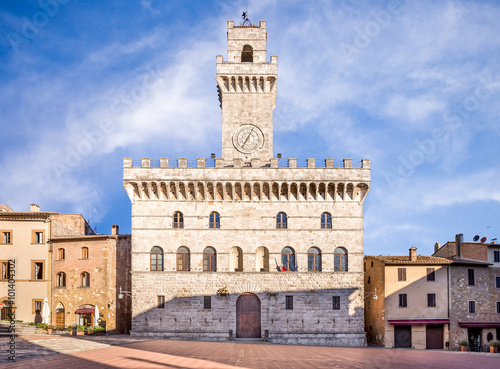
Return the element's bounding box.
[123,157,370,203]
[123,157,370,169]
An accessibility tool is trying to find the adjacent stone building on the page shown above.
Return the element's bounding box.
[364,248,452,349]
[49,225,131,333]
[124,19,371,346]
[433,234,500,350]
[0,204,92,323]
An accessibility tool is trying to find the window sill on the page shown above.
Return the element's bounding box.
[31,243,45,245]
[0,244,13,246]
[29,279,46,282]
[79,258,89,260]
[54,286,66,289]
[78,286,90,289]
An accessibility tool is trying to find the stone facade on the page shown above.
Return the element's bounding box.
[364,249,452,349]
[124,19,370,346]
[433,237,500,350]
[0,204,92,324]
[49,226,131,333]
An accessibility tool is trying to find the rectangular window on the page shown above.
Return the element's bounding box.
[285,295,293,310]
[469,300,476,313]
[32,230,45,244]
[399,293,407,307]
[427,293,436,307]
[496,276,500,289]
[427,268,436,281]
[157,296,165,309]
[494,251,500,263]
[82,247,89,259]
[468,269,475,286]
[1,261,12,280]
[204,296,211,309]
[32,299,43,314]
[497,302,500,314]
[332,296,340,310]
[58,248,65,260]
[398,268,406,281]
[32,261,44,280]
[1,230,12,244]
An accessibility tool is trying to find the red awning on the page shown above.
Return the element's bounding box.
[388,319,450,325]
[459,322,500,328]
[75,308,94,314]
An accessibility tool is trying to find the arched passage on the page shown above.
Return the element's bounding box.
[236,293,261,338]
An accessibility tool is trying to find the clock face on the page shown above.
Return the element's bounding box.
[233,124,264,154]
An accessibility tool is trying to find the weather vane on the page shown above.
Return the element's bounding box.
[241,10,253,26]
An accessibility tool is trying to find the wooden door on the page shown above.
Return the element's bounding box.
[56,312,65,329]
[236,293,261,338]
[394,325,412,348]
[426,325,443,349]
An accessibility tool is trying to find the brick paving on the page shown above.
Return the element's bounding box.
[0,336,499,368]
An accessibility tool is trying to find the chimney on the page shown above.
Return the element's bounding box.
[434,242,440,253]
[409,246,417,262]
[456,233,463,258]
[111,224,119,235]
[30,204,40,212]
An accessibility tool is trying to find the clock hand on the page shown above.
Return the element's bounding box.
[242,128,254,147]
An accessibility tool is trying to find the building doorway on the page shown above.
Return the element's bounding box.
[468,328,482,351]
[55,302,65,329]
[425,325,443,349]
[394,325,412,348]
[236,293,261,338]
[75,304,94,328]
[0,300,13,320]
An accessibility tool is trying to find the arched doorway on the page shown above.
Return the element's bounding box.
[236,293,261,338]
[55,302,65,329]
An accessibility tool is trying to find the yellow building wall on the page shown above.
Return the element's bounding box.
[384,264,449,349]
[0,219,50,323]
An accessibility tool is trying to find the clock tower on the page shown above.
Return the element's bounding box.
[216,20,277,162]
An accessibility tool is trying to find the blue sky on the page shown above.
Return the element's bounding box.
[1,0,499,256]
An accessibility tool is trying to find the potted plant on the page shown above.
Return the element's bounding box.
[76,325,86,335]
[45,325,54,334]
[489,340,500,353]
[459,340,469,351]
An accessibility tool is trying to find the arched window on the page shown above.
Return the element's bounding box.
[281,247,296,271]
[80,272,90,287]
[230,246,243,272]
[173,211,184,229]
[82,247,88,259]
[203,247,217,271]
[308,247,322,271]
[56,272,66,287]
[150,246,164,271]
[277,212,287,229]
[58,248,65,260]
[176,246,190,271]
[321,212,332,229]
[241,44,253,62]
[209,212,220,229]
[334,247,348,271]
[256,246,269,272]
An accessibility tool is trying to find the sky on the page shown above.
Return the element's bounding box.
[1,0,499,256]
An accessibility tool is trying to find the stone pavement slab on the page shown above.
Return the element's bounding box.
[0,336,499,368]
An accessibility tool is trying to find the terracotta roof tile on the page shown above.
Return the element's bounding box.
[366,255,452,265]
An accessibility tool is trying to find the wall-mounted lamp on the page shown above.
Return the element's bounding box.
[277,153,282,159]
[365,288,378,300]
[211,153,216,159]
[118,286,132,299]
